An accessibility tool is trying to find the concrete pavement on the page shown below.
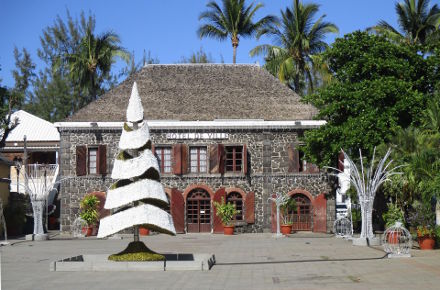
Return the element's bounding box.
[2,232,440,289]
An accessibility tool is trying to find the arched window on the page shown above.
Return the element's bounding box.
[226,192,243,221]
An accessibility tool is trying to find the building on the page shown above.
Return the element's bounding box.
[1,110,60,194]
[56,64,335,234]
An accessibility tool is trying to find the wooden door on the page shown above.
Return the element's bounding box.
[313,193,327,232]
[291,194,312,231]
[186,189,211,232]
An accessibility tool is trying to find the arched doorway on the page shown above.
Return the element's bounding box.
[186,188,211,232]
[290,194,312,231]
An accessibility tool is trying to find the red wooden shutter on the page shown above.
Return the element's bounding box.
[209,144,219,173]
[173,144,183,175]
[244,191,255,224]
[270,194,277,233]
[76,145,87,176]
[151,144,155,154]
[171,188,185,233]
[313,193,327,233]
[98,145,107,175]
[242,144,248,174]
[181,144,188,174]
[213,187,226,233]
[287,144,300,173]
[338,151,345,171]
[218,144,225,174]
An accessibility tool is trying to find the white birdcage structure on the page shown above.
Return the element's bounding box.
[72,217,87,238]
[333,217,352,238]
[382,222,411,258]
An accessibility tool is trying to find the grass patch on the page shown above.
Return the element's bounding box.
[108,241,165,261]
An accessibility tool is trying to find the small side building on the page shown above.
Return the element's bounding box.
[56,64,336,234]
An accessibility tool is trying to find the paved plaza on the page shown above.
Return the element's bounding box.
[2,232,440,290]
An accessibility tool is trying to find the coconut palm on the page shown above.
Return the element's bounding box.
[370,0,440,45]
[250,0,338,94]
[68,25,129,104]
[198,0,276,64]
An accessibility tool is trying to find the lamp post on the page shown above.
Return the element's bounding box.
[13,156,22,194]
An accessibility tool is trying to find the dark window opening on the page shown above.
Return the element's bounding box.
[225,146,243,173]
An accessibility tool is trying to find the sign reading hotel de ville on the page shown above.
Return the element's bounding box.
[166,132,229,140]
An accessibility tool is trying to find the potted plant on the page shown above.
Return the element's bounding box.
[280,198,296,235]
[213,197,239,235]
[382,203,405,243]
[139,226,150,236]
[409,201,436,250]
[79,194,100,237]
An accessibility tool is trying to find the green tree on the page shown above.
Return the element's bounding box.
[27,10,127,122]
[250,0,338,94]
[198,0,275,64]
[67,24,129,104]
[11,47,35,108]
[370,0,440,46]
[121,50,159,78]
[0,65,19,148]
[302,32,429,167]
[179,47,214,63]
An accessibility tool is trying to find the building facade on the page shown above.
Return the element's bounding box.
[56,64,336,234]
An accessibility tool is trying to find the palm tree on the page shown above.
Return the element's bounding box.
[370,0,440,45]
[68,25,129,104]
[198,0,276,64]
[250,0,338,94]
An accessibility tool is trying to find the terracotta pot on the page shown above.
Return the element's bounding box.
[223,225,234,235]
[82,226,93,237]
[281,224,293,235]
[139,227,150,236]
[418,236,435,250]
[387,231,401,244]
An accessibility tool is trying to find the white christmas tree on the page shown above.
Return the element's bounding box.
[97,82,175,261]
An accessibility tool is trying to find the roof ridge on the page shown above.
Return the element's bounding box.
[142,63,260,67]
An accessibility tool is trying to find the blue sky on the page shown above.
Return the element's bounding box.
[0,0,400,87]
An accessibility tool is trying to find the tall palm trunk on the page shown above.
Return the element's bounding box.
[232,36,239,64]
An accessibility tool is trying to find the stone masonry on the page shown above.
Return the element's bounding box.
[59,126,335,233]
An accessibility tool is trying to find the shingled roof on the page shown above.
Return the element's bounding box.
[66,64,317,122]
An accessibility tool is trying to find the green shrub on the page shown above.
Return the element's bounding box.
[382,203,405,228]
[213,197,239,226]
[79,194,100,226]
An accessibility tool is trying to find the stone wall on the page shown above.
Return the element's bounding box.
[59,127,336,233]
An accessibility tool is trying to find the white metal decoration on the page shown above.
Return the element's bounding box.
[328,148,401,246]
[268,192,289,238]
[333,217,352,238]
[97,82,176,239]
[19,164,59,240]
[382,222,411,258]
[72,217,87,238]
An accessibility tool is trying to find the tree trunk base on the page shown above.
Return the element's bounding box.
[108,241,165,261]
